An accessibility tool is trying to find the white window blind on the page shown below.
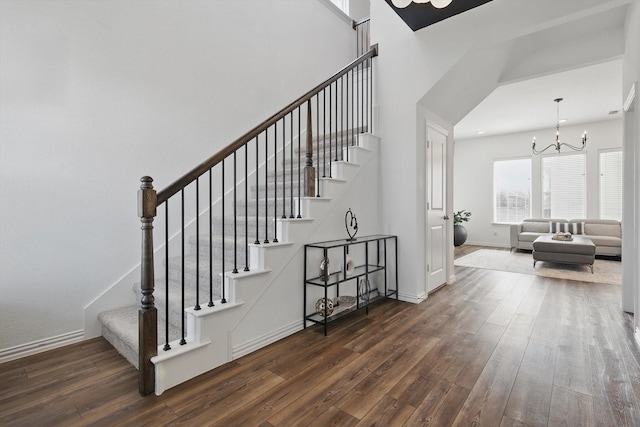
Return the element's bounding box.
[542,153,586,219]
[599,149,622,221]
[493,158,531,223]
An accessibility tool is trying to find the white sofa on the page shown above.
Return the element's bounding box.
[510,218,622,257]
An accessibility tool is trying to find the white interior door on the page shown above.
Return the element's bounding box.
[426,124,448,293]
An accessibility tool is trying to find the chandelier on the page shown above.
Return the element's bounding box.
[391,0,453,8]
[532,98,587,155]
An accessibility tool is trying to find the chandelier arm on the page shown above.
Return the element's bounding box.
[559,142,586,151]
[532,143,557,155]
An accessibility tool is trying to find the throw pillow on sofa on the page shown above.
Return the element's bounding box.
[549,221,584,234]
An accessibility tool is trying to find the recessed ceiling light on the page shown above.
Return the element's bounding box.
[559,119,568,123]
[477,131,485,135]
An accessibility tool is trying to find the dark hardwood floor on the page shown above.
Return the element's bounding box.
[2,259,639,426]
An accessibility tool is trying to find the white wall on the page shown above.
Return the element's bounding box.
[0,0,355,353]
[350,0,371,21]
[453,119,623,247]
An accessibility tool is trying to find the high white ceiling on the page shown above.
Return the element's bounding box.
[454,59,623,140]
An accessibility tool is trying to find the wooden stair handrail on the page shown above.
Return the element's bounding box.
[156,45,378,205]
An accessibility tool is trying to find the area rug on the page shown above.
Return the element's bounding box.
[454,249,621,285]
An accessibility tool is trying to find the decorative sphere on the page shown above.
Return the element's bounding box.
[315,298,334,317]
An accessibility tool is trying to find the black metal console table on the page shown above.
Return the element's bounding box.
[303,234,398,335]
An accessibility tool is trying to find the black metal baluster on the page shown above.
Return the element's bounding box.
[365,57,369,133]
[361,56,364,134]
[164,202,170,350]
[356,35,359,136]
[289,111,294,218]
[273,123,279,243]
[329,83,333,177]
[282,117,286,219]
[351,67,355,147]
[255,136,260,245]
[334,81,338,163]
[180,189,186,344]
[297,107,302,218]
[233,152,238,274]
[195,178,201,310]
[369,56,373,132]
[347,71,350,161]
[264,130,269,244]
[244,144,249,272]
[341,76,344,161]
[362,27,366,132]
[221,159,227,304]
[323,88,326,178]
[316,96,320,197]
[209,169,214,307]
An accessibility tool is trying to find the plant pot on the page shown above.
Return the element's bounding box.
[454,224,467,246]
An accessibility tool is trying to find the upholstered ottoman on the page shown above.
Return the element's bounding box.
[532,235,596,273]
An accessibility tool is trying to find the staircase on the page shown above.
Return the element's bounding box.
[98,130,380,394]
[96,33,377,394]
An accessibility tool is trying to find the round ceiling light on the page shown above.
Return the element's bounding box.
[391,0,412,7]
[431,0,453,7]
[391,0,453,8]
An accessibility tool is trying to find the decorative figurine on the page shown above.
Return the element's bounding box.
[345,208,358,241]
[319,257,330,281]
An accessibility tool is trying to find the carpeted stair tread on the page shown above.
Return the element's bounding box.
[98,305,182,369]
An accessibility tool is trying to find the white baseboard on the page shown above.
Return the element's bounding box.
[0,330,84,364]
[398,291,426,304]
[232,320,302,360]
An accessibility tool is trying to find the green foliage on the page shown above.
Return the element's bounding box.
[453,210,471,226]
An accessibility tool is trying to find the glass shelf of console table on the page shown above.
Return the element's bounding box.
[305,289,398,325]
[305,265,386,287]
[304,234,396,249]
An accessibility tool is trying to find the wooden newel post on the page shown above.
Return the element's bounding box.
[304,99,316,197]
[138,176,157,396]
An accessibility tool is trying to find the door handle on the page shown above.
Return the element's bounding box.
[443,215,450,220]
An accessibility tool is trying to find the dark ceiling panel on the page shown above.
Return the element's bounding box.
[384,0,493,31]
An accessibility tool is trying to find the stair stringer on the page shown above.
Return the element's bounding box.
[151,134,381,395]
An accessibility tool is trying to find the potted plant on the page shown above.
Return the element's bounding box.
[453,210,471,246]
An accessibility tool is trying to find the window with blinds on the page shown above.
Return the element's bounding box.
[599,149,622,221]
[493,158,531,223]
[541,153,586,219]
